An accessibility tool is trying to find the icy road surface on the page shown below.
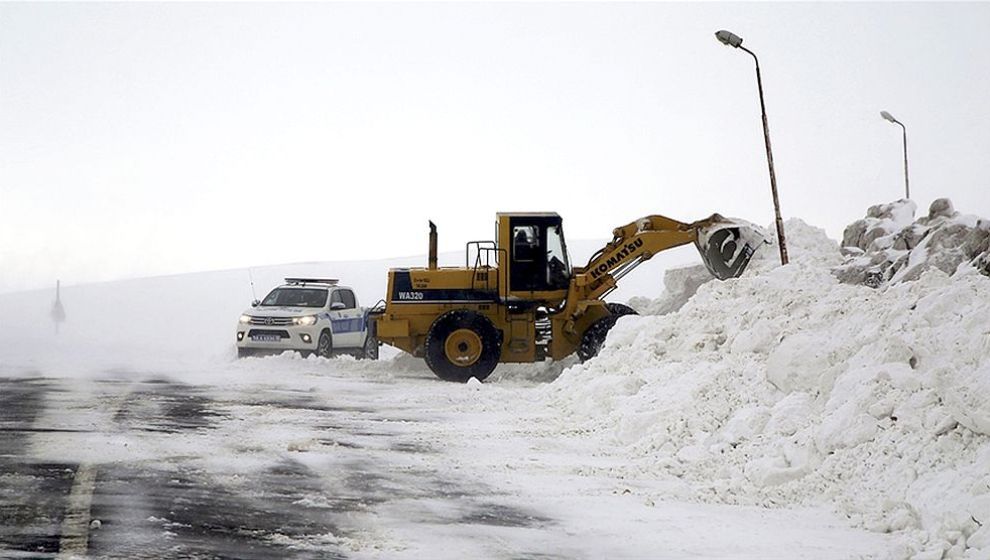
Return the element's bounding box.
[1,354,890,559]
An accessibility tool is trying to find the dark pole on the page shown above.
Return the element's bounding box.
[899,122,910,200]
[740,45,788,265]
[51,279,66,334]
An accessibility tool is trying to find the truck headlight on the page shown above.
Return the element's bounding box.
[293,315,318,326]
[239,314,252,324]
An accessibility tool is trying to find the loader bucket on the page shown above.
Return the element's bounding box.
[695,220,766,280]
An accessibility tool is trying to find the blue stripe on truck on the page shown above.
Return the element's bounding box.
[331,317,364,333]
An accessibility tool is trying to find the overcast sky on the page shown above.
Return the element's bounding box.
[2,2,988,293]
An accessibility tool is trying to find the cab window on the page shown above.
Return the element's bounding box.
[509,217,569,293]
[546,225,571,290]
[338,289,356,309]
[512,226,539,262]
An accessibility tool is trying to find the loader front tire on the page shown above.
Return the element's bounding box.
[578,304,639,362]
[578,316,619,362]
[606,303,638,318]
[425,310,501,383]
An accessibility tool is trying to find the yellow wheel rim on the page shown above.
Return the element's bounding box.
[444,328,482,367]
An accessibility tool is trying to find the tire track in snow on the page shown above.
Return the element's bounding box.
[56,463,97,558]
[56,384,134,558]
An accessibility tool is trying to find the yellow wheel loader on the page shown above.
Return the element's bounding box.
[370,212,763,382]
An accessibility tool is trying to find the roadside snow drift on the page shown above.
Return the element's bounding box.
[546,201,990,559]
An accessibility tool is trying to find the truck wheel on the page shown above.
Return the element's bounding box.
[316,330,333,358]
[359,334,379,360]
[425,310,501,383]
[237,347,252,359]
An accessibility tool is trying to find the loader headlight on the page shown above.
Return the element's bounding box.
[239,314,253,324]
[293,315,318,326]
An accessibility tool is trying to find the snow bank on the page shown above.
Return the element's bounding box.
[627,264,712,316]
[629,217,841,316]
[546,202,990,558]
[836,198,990,286]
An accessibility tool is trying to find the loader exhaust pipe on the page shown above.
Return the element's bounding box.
[429,221,438,270]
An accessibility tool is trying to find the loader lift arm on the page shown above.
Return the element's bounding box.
[572,213,758,303]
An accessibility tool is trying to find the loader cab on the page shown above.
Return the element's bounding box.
[497,213,571,303]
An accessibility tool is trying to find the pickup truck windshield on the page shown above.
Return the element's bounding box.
[261,288,328,308]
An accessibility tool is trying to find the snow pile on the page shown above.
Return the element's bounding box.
[744,217,843,273]
[836,198,990,286]
[545,205,990,558]
[627,264,712,316]
[628,218,841,316]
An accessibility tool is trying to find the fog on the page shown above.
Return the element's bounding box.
[3,3,989,293]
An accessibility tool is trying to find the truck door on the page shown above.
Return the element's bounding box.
[329,289,363,348]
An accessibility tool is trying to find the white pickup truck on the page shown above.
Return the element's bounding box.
[235,278,378,359]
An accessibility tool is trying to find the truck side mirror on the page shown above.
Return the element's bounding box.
[331,302,346,310]
[251,300,260,307]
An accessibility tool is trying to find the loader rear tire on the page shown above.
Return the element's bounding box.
[425,310,501,383]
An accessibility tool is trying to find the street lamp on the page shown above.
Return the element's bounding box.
[715,29,788,265]
[51,280,66,334]
[880,110,910,200]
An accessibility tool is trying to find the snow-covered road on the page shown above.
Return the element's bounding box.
[1,355,890,559]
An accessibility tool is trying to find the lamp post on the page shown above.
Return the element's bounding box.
[880,110,910,200]
[715,29,788,265]
[51,280,65,334]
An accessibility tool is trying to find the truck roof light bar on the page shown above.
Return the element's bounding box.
[284,277,339,286]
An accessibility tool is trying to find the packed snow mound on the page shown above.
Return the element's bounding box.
[630,199,989,317]
[836,198,990,286]
[627,264,711,316]
[547,209,990,558]
[746,216,843,273]
[628,218,840,316]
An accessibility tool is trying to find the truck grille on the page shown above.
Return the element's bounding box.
[248,316,293,326]
[247,329,290,339]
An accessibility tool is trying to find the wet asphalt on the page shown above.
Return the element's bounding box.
[0,375,551,559]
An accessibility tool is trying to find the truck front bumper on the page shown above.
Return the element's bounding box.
[235,325,321,353]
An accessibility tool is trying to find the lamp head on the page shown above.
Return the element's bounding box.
[880,110,898,124]
[715,30,743,48]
